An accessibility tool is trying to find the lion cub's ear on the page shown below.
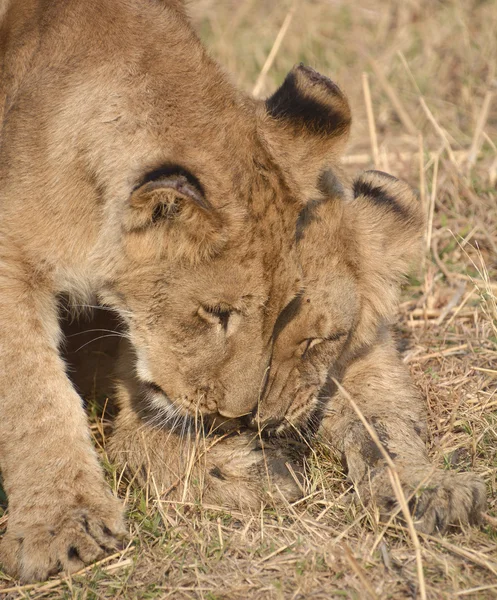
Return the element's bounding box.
[123,170,226,263]
[260,64,351,197]
[352,170,424,279]
[351,170,425,344]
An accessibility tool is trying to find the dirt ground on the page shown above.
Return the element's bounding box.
[1,0,496,598]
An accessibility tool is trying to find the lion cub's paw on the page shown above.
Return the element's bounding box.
[203,433,305,510]
[408,472,486,534]
[0,489,125,583]
[359,468,486,534]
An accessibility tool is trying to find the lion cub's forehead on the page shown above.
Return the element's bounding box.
[205,229,301,302]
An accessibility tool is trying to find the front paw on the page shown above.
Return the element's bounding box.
[408,471,486,533]
[0,486,125,582]
[357,468,486,534]
[203,433,305,510]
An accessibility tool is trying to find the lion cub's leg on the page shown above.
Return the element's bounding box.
[108,382,303,510]
[0,260,125,582]
[320,336,486,533]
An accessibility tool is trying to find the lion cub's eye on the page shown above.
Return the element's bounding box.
[298,331,347,358]
[299,338,324,357]
[198,305,233,332]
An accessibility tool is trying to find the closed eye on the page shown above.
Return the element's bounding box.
[198,304,234,332]
[299,330,348,358]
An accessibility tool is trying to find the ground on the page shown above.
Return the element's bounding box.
[1,0,496,598]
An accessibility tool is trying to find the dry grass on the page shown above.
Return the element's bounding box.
[1,0,496,598]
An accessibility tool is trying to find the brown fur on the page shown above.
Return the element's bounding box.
[255,168,486,533]
[0,0,351,583]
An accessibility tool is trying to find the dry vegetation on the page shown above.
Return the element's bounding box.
[1,0,496,598]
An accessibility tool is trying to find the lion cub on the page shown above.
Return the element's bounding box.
[0,0,353,583]
[254,167,486,533]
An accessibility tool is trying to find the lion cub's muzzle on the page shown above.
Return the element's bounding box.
[244,386,322,437]
[140,379,257,431]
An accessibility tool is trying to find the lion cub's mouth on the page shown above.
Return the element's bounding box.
[137,380,244,434]
[135,380,320,440]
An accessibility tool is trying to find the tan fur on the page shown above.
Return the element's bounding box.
[0,0,351,583]
[110,170,485,538]
[2,0,482,583]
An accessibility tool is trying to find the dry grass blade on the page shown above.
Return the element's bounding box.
[341,149,468,166]
[419,98,458,165]
[467,91,494,169]
[405,343,469,364]
[426,153,439,252]
[362,72,379,168]
[418,134,427,215]
[331,378,427,600]
[472,366,497,375]
[456,585,497,597]
[252,1,298,97]
[369,59,417,136]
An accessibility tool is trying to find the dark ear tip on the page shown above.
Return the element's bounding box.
[291,63,351,124]
[265,65,351,137]
[361,170,421,201]
[353,170,423,222]
[363,169,399,182]
[355,170,416,197]
[294,63,344,98]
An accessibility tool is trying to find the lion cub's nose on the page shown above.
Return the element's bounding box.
[216,395,258,420]
[217,407,250,419]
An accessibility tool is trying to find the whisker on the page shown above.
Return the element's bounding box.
[73,334,125,353]
[180,409,188,442]
[65,328,127,338]
[71,304,132,316]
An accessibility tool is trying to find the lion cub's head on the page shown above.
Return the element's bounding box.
[95,63,352,430]
[252,170,424,434]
